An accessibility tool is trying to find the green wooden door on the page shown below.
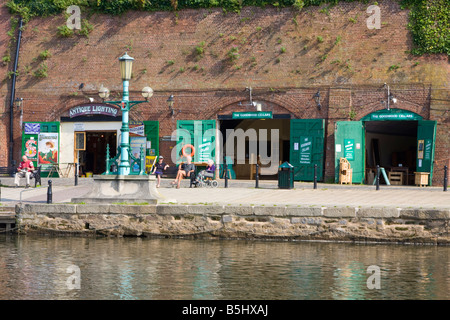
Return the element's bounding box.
[289,119,325,181]
[143,121,159,157]
[176,120,216,163]
[335,121,365,184]
[416,120,437,185]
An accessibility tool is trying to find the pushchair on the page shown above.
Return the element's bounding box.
[192,169,218,188]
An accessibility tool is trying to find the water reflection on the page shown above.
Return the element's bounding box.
[0,236,448,300]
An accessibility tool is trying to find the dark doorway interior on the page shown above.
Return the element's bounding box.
[219,119,290,180]
[79,131,117,175]
[365,120,417,184]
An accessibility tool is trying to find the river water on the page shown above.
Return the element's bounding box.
[0,235,448,300]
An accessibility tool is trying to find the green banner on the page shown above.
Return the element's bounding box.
[299,136,312,164]
[344,139,354,161]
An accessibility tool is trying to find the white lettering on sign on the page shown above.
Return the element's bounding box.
[69,105,119,118]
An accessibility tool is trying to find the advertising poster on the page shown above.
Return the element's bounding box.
[24,137,38,161]
[38,133,59,171]
[130,136,146,172]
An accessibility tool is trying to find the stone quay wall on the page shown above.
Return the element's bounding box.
[15,204,450,245]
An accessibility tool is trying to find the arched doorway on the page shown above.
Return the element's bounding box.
[335,108,437,186]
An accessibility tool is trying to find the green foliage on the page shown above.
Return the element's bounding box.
[401,0,449,55]
[2,55,11,65]
[79,19,94,37]
[39,49,51,60]
[33,62,48,78]
[227,46,240,62]
[57,24,73,37]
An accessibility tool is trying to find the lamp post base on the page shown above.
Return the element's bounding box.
[71,174,167,204]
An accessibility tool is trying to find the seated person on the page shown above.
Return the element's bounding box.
[198,159,215,180]
[14,155,35,188]
[171,155,195,189]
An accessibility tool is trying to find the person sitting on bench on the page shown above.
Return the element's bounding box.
[14,155,34,188]
[198,159,215,180]
[171,155,195,189]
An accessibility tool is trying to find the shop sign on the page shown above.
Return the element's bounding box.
[69,103,119,118]
[344,139,354,160]
[299,136,312,164]
[232,111,272,119]
[130,125,145,136]
[362,109,423,121]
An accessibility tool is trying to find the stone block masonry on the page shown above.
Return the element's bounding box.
[15,203,450,244]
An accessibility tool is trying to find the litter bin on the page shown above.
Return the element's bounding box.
[278,162,294,189]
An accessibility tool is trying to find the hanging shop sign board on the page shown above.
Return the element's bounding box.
[361,109,423,121]
[232,111,273,119]
[344,139,355,161]
[69,103,119,118]
[299,136,312,164]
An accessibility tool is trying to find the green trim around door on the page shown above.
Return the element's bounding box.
[289,119,325,181]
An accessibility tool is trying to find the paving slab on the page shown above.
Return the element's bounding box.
[0,177,448,210]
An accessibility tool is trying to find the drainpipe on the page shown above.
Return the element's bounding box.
[9,17,23,168]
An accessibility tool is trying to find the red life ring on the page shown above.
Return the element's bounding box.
[181,144,195,158]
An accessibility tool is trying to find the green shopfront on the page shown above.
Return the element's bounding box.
[334,109,437,186]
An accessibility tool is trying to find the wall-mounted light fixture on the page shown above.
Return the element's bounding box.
[15,97,23,109]
[313,89,321,110]
[167,94,176,116]
[382,83,397,110]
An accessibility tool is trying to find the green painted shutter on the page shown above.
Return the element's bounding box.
[289,119,325,181]
[143,121,159,157]
[416,120,437,185]
[176,120,216,163]
[335,121,365,184]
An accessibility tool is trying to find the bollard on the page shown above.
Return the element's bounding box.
[224,156,228,188]
[74,162,78,186]
[313,164,317,189]
[255,163,259,188]
[376,165,380,191]
[47,180,52,204]
[444,165,448,192]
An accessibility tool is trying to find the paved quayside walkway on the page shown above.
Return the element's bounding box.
[0,177,448,209]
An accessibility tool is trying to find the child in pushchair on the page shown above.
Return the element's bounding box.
[193,159,218,188]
